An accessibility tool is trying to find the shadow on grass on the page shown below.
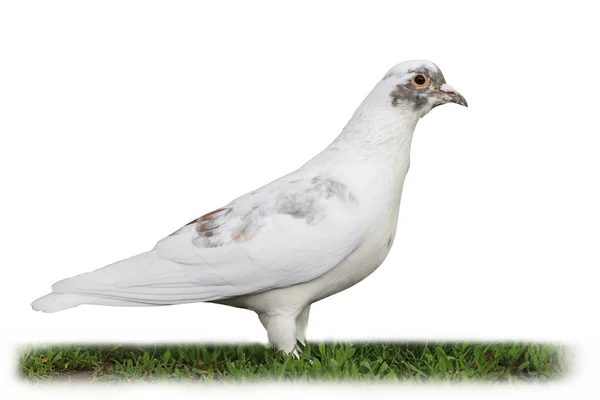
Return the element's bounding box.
[18,341,570,384]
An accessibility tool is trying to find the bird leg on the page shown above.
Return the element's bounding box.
[258,313,297,354]
[295,304,311,345]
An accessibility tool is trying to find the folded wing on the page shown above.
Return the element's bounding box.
[32,175,364,311]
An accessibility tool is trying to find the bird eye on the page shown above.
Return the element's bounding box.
[412,74,429,87]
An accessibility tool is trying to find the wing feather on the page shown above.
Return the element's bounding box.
[43,175,364,306]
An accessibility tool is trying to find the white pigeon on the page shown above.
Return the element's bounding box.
[32,60,467,354]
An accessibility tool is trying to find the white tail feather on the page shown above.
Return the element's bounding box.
[31,293,150,313]
[30,250,227,312]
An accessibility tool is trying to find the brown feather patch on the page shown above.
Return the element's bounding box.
[168,208,228,237]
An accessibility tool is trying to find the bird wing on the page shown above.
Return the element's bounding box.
[49,175,365,304]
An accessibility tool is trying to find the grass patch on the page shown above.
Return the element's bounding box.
[18,342,569,383]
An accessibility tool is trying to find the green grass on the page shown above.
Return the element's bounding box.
[18,342,569,383]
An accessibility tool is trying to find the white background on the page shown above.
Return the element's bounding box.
[1,0,598,398]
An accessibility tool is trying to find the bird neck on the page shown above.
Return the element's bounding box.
[311,103,419,220]
[328,102,420,163]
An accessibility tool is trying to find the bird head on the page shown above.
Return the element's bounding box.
[380,60,467,118]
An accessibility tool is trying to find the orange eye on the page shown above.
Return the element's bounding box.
[412,74,430,87]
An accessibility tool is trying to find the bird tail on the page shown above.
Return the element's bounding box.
[31,292,149,313]
[30,250,217,313]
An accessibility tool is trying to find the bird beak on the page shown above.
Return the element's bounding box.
[438,84,468,108]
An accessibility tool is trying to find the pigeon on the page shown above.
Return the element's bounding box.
[32,60,467,354]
